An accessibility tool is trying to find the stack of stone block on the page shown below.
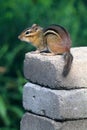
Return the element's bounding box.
[20,47,87,130]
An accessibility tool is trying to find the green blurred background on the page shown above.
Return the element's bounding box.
[0,0,87,130]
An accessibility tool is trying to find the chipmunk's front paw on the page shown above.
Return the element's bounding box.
[41,52,55,56]
[31,50,40,54]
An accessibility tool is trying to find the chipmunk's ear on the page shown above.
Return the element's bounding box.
[32,23,38,28]
[32,23,43,32]
[32,24,40,31]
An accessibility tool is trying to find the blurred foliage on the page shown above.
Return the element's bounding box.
[0,0,87,130]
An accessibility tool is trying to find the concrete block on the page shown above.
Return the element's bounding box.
[23,82,87,120]
[20,113,62,130]
[24,47,87,89]
[20,112,87,130]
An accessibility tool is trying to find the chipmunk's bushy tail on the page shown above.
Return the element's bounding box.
[62,52,73,77]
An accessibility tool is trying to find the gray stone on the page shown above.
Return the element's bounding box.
[24,47,87,89]
[23,82,87,120]
[20,113,62,130]
[63,120,87,130]
[20,112,87,130]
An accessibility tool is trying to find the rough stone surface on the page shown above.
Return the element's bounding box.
[20,112,87,130]
[23,82,87,120]
[24,47,87,89]
[20,113,62,130]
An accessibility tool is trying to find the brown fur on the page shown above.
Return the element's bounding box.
[18,24,73,77]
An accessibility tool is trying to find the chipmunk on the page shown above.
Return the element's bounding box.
[18,24,73,77]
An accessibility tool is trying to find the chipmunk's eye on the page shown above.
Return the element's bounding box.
[25,31,30,34]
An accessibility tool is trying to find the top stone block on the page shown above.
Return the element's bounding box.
[24,47,87,89]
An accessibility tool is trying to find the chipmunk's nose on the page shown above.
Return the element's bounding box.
[18,35,21,39]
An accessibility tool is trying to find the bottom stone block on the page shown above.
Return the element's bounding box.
[20,112,62,130]
[20,112,87,130]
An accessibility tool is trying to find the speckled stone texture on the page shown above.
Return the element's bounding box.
[23,82,87,120]
[21,113,87,130]
[24,47,87,89]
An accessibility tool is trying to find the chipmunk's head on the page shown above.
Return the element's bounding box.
[18,24,43,44]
